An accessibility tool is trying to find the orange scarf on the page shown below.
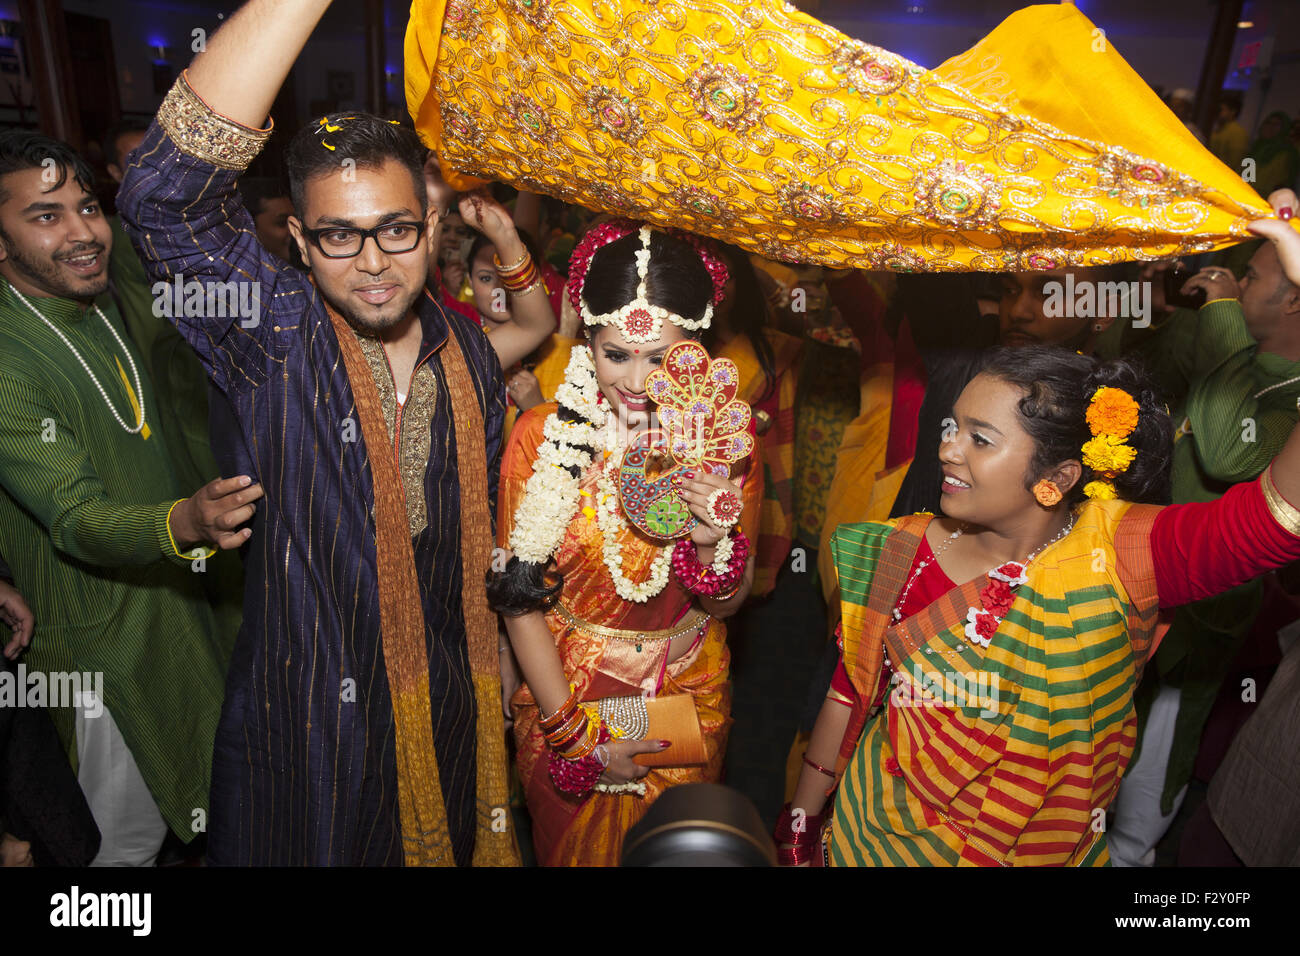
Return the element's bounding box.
[324,300,519,866]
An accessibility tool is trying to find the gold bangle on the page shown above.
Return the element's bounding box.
[1262,465,1300,537]
[493,250,530,274]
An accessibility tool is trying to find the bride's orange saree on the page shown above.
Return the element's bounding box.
[499,403,761,865]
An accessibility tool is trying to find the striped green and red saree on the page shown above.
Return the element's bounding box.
[828,501,1160,866]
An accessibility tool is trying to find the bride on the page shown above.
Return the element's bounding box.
[488,220,761,865]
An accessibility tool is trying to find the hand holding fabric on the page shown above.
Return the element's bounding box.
[1248,189,1300,287]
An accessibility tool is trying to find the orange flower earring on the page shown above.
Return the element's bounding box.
[1033,479,1063,507]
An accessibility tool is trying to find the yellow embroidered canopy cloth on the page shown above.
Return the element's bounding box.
[405,1,1288,271]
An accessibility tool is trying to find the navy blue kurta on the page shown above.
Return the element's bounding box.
[119,123,505,865]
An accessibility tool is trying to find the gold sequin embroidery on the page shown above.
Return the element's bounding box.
[355,333,435,538]
[407,0,1267,271]
[157,71,272,171]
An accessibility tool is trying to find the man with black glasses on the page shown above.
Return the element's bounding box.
[117,0,520,866]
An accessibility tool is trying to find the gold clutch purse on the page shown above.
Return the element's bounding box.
[598,694,706,767]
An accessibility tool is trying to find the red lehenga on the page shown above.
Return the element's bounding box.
[499,403,761,866]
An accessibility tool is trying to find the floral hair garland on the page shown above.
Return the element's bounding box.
[1081,386,1140,500]
[566,219,729,344]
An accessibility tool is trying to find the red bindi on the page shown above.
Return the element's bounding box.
[634,348,640,354]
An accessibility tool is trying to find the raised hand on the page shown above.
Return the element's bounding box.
[678,469,742,547]
[1247,189,1300,287]
[458,191,522,249]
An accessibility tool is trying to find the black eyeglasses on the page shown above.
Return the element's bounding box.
[300,220,426,258]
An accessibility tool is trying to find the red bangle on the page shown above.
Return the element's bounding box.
[773,802,823,845]
[802,753,835,779]
[777,842,818,866]
[539,689,579,730]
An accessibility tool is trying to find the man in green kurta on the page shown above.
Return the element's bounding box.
[103,119,243,641]
[0,131,259,865]
[1110,243,1300,865]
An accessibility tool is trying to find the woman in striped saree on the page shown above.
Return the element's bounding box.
[782,345,1300,866]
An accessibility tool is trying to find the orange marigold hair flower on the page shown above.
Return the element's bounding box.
[1086,387,1140,439]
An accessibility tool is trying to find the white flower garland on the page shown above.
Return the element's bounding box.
[711,532,734,575]
[508,347,605,565]
[508,342,678,603]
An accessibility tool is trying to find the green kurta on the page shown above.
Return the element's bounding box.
[108,214,243,639]
[0,280,234,839]
[1129,298,1300,809]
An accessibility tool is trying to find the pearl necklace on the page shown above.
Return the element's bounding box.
[7,282,147,435]
[888,512,1077,668]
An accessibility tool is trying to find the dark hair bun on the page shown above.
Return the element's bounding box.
[1082,357,1173,505]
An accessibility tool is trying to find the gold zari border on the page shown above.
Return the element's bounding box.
[158,70,272,171]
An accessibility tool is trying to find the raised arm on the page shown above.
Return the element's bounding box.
[116,0,330,393]
[186,0,331,127]
[1151,417,1300,611]
[459,193,556,370]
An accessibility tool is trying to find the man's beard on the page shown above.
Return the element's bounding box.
[331,285,422,337]
[1,239,108,300]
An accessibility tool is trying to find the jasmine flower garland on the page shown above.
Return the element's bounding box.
[508,346,607,565]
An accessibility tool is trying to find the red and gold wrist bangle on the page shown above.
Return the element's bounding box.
[493,249,530,275]
[543,712,585,749]
[553,716,600,759]
[544,709,588,745]
[494,251,537,289]
[539,688,580,731]
[508,276,546,297]
[499,259,537,286]
[543,707,587,744]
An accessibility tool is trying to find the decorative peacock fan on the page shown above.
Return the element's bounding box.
[618,342,755,540]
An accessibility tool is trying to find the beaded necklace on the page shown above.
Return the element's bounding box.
[7,282,147,435]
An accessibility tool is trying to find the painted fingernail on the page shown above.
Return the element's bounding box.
[658,739,672,748]
[1281,207,1293,220]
